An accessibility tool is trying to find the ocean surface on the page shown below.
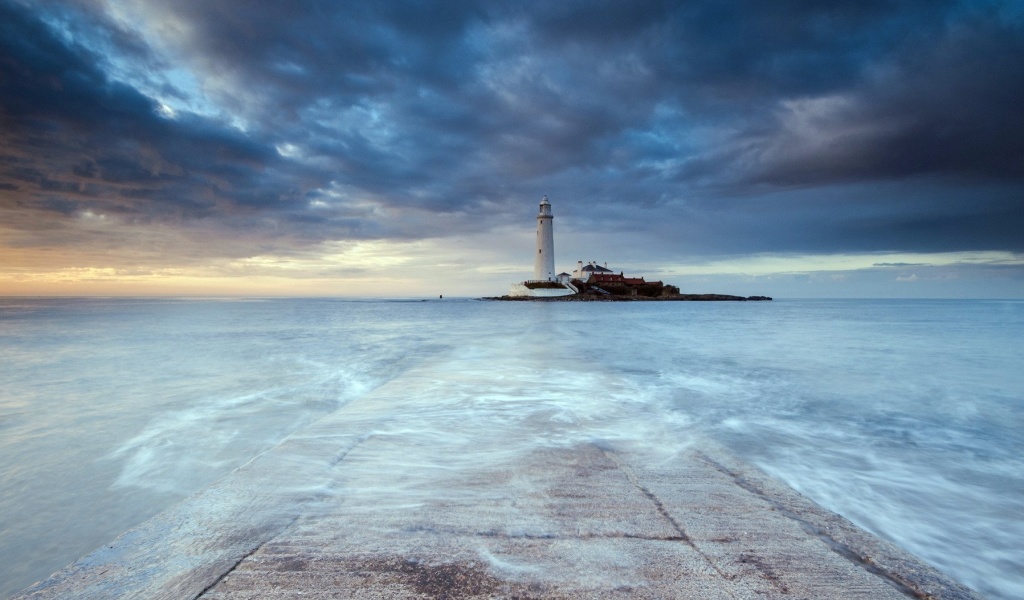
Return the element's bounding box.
[0,297,1021,599]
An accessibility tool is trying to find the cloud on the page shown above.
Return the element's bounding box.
[0,0,1022,294]
[0,1,313,221]
[741,18,1024,185]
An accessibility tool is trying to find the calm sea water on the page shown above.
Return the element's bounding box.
[0,298,1021,598]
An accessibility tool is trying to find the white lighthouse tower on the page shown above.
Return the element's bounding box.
[534,195,555,281]
[508,195,573,297]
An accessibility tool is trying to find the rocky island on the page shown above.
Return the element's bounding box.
[502,196,770,302]
[487,278,771,301]
[485,292,773,301]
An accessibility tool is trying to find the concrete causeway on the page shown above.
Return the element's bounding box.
[15,371,984,599]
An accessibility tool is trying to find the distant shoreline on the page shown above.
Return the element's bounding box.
[482,293,772,302]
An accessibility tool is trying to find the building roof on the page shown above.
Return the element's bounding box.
[581,264,613,273]
[589,273,654,286]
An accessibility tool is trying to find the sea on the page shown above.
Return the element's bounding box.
[0,297,1021,599]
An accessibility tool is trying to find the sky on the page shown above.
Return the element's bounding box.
[1,0,1022,298]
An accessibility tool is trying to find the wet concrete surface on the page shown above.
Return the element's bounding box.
[14,372,985,600]
[194,441,982,600]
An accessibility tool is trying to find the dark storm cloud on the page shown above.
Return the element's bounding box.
[0,0,314,221]
[1,0,1022,261]
[636,180,1024,257]
[737,14,1024,185]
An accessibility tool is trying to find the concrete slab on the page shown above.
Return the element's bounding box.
[14,373,985,600]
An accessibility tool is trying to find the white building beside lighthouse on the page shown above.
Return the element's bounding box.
[534,195,555,281]
[509,195,575,297]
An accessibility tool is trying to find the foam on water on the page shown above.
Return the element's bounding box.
[1,298,1021,599]
[0,299,429,597]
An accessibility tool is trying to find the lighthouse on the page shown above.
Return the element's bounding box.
[534,195,555,281]
[507,195,572,297]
